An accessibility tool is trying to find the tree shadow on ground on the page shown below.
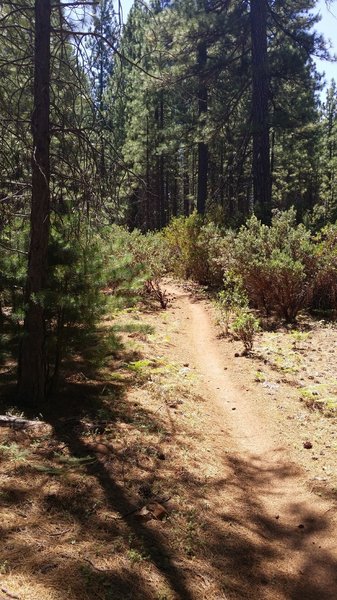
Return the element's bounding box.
[1,409,337,599]
[1,321,337,599]
[205,452,337,599]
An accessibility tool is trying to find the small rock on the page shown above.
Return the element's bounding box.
[263,381,279,390]
[179,367,190,375]
[303,441,313,449]
[234,352,240,358]
[157,452,166,460]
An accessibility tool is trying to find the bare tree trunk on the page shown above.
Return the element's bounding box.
[197,39,208,215]
[159,94,166,227]
[18,0,51,405]
[250,0,271,224]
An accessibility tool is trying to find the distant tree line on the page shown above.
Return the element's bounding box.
[1,0,337,405]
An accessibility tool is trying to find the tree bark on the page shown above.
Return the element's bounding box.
[18,0,51,404]
[250,0,271,224]
[197,39,208,215]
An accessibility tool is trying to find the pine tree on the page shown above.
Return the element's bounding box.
[18,0,52,404]
[319,80,337,220]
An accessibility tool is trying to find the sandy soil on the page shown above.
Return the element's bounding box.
[162,280,337,600]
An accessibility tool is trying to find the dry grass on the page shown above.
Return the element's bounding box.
[1,291,337,600]
[0,307,235,600]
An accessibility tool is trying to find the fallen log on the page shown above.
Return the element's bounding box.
[0,415,48,430]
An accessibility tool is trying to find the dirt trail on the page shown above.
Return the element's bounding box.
[166,282,337,600]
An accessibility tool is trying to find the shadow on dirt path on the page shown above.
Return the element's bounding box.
[1,283,337,599]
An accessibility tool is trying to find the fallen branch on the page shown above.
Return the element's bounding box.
[1,588,20,600]
[0,415,47,430]
[44,527,72,537]
[144,279,169,309]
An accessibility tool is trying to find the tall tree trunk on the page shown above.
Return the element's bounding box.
[156,92,166,228]
[159,95,166,227]
[197,39,208,215]
[18,0,51,404]
[183,165,189,216]
[250,0,271,224]
[145,115,151,229]
[171,170,178,217]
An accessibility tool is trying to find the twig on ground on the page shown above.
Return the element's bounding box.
[45,527,73,537]
[1,588,20,600]
[82,556,109,572]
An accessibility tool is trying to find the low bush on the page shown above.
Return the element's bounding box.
[232,310,260,353]
[312,224,337,312]
[102,225,170,308]
[216,271,248,335]
[232,209,315,322]
[163,212,230,286]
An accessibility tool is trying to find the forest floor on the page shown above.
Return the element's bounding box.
[1,279,337,600]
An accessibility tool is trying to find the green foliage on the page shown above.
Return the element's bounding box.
[42,219,108,383]
[317,81,337,224]
[102,225,169,307]
[216,272,248,334]
[0,223,27,323]
[232,310,260,353]
[0,443,30,462]
[163,213,205,280]
[105,0,325,224]
[46,223,107,329]
[312,223,337,311]
[163,213,227,286]
[233,209,315,322]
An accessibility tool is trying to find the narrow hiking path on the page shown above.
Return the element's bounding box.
[1,280,337,600]
[163,281,337,600]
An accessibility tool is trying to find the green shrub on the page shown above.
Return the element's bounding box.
[102,225,170,307]
[163,213,206,281]
[163,213,229,286]
[312,223,337,312]
[216,271,248,334]
[44,219,108,385]
[232,310,260,353]
[233,209,315,322]
[195,221,233,286]
[0,220,27,324]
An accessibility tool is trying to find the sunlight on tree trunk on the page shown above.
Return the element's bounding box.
[18,0,51,405]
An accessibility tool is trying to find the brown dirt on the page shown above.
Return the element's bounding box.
[0,279,337,600]
[162,280,337,599]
